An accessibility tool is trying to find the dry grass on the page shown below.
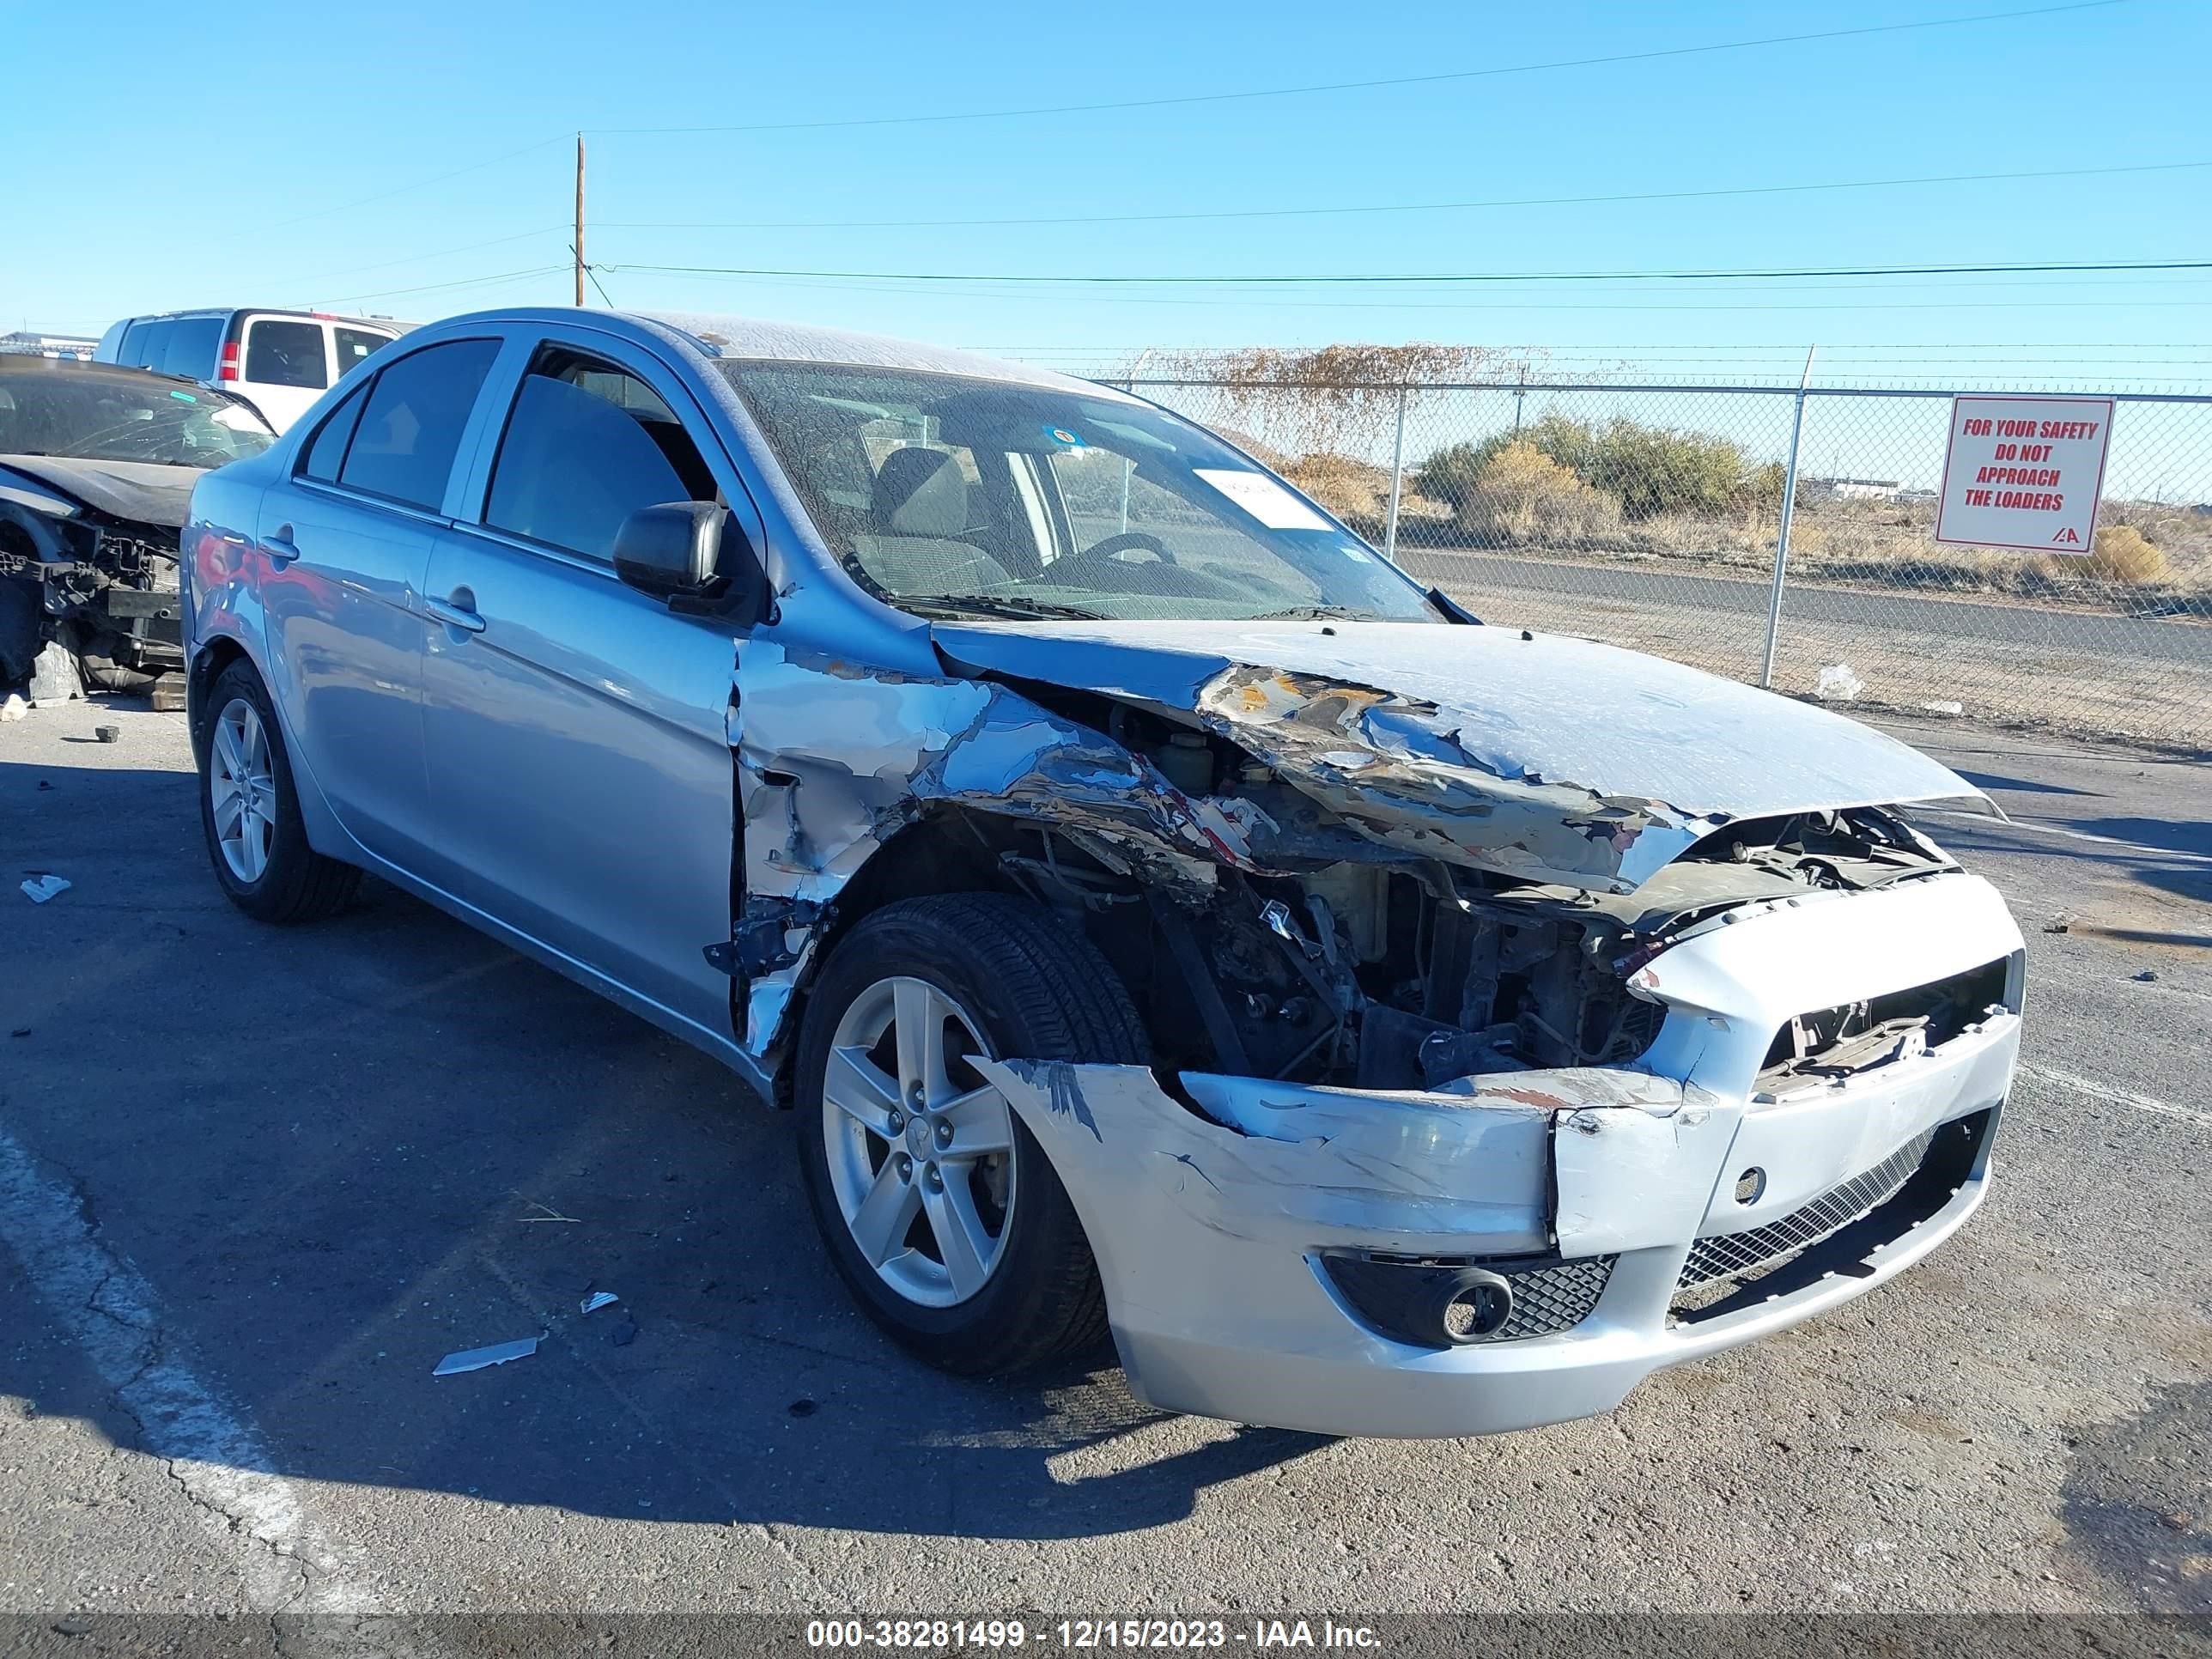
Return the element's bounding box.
[1376,482,2212,613]
[2081,524,2170,584]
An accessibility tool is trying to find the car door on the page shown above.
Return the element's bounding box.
[255,335,503,867]
[418,331,757,1045]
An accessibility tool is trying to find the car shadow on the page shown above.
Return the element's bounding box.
[2,749,1334,1539]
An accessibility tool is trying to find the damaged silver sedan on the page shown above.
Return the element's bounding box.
[182,310,2023,1438]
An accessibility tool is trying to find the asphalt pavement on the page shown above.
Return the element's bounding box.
[1409,550,2209,665]
[2,696,2208,1637]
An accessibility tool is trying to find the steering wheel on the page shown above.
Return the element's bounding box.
[1073,530,1176,567]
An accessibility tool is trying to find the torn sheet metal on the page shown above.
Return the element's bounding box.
[729,639,1255,1056]
[432,1335,542,1376]
[580,1291,620,1315]
[932,619,1985,893]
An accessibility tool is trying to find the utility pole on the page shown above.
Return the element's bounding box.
[573,132,586,307]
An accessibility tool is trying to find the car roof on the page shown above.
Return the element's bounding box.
[429,307,1125,398]
[118,308,399,329]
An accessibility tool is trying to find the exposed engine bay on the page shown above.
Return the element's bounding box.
[945,702,1978,1093]
[0,495,184,692]
[0,357,272,696]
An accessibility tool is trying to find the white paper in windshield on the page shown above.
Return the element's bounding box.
[1194,468,1333,532]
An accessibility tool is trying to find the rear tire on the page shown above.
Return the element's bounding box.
[197,660,361,923]
[795,893,1148,1375]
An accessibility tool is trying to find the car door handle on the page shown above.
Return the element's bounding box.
[261,526,300,566]
[427,592,486,635]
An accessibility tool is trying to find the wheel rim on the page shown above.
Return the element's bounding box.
[821,975,1018,1309]
[208,697,276,884]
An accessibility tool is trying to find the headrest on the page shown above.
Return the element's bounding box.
[872,447,968,538]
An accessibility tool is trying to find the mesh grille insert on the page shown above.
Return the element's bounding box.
[1678,1128,1936,1295]
[1486,1255,1617,1343]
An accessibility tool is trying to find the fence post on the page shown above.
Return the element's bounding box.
[1759,346,1817,690]
[1383,384,1410,561]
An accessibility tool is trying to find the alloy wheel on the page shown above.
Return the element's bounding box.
[208,696,276,884]
[820,976,1018,1308]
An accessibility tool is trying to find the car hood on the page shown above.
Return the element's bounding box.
[0,455,200,529]
[932,618,1983,891]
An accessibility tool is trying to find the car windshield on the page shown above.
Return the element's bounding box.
[720,361,1438,623]
[0,368,276,468]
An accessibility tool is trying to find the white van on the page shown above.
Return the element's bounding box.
[94,309,406,432]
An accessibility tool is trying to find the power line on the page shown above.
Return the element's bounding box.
[264,227,571,290]
[603,256,2212,289]
[588,2,2122,136]
[316,264,572,305]
[246,135,568,236]
[598,159,2208,234]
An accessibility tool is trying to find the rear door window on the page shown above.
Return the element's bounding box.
[337,338,501,512]
[484,349,714,562]
[244,319,328,389]
[332,326,392,379]
[161,317,223,380]
[116,321,149,365]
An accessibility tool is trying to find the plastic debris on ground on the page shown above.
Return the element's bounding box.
[1919,700,1965,716]
[20,875,70,903]
[580,1291,620,1315]
[1814,663,1864,702]
[1,695,25,723]
[27,641,83,705]
[432,1335,542,1376]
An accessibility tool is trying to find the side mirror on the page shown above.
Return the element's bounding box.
[614,501,722,599]
[614,501,775,627]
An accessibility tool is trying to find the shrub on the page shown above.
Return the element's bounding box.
[1579,418,1754,520]
[1281,453,1393,524]
[1449,441,1621,545]
[2081,523,2169,584]
[1414,414,1760,525]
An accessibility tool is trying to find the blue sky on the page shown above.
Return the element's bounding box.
[5,0,2206,386]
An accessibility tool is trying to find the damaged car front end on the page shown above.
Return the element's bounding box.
[707,349,2023,1439]
[0,358,273,694]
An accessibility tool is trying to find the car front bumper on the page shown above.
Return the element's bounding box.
[981,872,2025,1439]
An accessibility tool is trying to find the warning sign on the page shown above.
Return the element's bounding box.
[1936,394,2113,554]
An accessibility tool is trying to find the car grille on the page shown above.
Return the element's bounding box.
[1486,1255,1617,1342]
[1320,1250,1617,1348]
[1677,1128,1937,1294]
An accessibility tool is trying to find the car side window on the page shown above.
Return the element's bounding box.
[246,319,328,389]
[300,381,371,483]
[483,348,718,562]
[162,317,222,380]
[337,338,500,513]
[131,320,173,370]
[332,326,390,378]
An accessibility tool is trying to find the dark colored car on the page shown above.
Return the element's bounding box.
[0,357,274,694]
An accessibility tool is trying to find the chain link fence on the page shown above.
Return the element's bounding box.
[1127,375,2212,752]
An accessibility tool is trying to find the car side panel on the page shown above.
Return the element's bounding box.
[249,482,441,865]
[420,527,739,1035]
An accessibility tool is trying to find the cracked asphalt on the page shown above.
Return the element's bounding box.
[1,696,2208,1632]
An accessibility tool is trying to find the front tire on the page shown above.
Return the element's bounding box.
[197,660,361,923]
[795,893,1148,1375]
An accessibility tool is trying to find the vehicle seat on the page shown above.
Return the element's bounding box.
[850,447,1012,593]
